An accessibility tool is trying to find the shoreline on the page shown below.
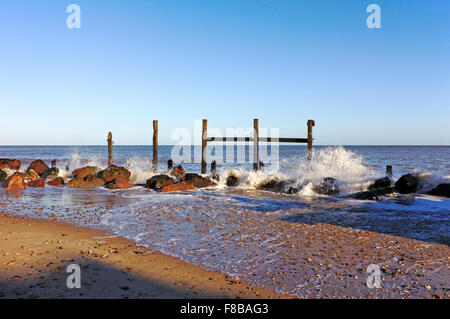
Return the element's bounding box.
[0,213,288,299]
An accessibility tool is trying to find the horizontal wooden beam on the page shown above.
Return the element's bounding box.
[206,137,309,143]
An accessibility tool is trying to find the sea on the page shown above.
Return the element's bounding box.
[0,145,449,296]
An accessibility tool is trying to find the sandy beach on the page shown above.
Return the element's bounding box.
[1,210,449,299]
[0,213,287,299]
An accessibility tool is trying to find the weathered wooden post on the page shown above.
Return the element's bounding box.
[307,120,315,161]
[386,165,393,178]
[253,118,259,171]
[201,119,207,174]
[153,120,158,173]
[51,159,57,168]
[211,160,217,175]
[168,159,173,171]
[107,132,113,166]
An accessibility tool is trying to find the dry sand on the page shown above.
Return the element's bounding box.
[0,214,288,299]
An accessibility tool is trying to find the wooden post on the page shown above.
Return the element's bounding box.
[211,160,217,175]
[201,119,207,174]
[153,120,158,172]
[307,120,315,161]
[253,119,259,171]
[168,159,173,171]
[107,132,113,166]
[386,165,393,178]
[51,160,57,168]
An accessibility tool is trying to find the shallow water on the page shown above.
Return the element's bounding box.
[0,145,449,296]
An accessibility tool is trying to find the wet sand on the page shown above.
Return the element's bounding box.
[0,214,287,299]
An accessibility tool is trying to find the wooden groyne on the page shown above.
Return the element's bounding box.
[107,118,315,173]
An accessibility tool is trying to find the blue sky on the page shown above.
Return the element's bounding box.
[0,0,449,145]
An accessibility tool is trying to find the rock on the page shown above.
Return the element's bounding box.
[226,175,240,187]
[27,160,49,176]
[368,177,393,194]
[66,174,105,187]
[41,167,59,180]
[105,176,133,189]
[394,174,419,194]
[428,184,450,198]
[48,177,65,187]
[169,165,186,180]
[97,165,131,183]
[72,166,101,178]
[258,179,300,194]
[44,175,59,183]
[350,191,379,201]
[161,182,195,193]
[182,173,216,188]
[24,169,40,182]
[0,170,7,183]
[28,179,45,188]
[146,175,174,189]
[314,177,340,196]
[0,159,21,171]
[3,172,27,190]
[287,187,300,194]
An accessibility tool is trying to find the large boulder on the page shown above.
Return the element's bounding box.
[27,160,49,176]
[48,177,65,187]
[313,177,340,196]
[169,165,186,180]
[182,173,216,188]
[226,175,240,187]
[428,184,450,198]
[0,170,7,183]
[28,179,45,188]
[368,177,393,195]
[0,159,21,171]
[146,175,174,189]
[41,167,59,180]
[66,174,105,187]
[350,191,379,201]
[97,165,131,183]
[72,166,101,179]
[3,172,27,190]
[394,174,419,194]
[24,169,40,183]
[161,182,195,193]
[105,177,134,189]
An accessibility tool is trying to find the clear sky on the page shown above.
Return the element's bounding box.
[0,0,449,145]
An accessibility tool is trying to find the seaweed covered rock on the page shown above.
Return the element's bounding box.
[368,177,393,195]
[394,174,419,194]
[0,159,21,171]
[313,177,340,196]
[428,183,450,198]
[105,176,133,189]
[146,175,174,189]
[0,170,7,183]
[48,177,65,187]
[72,166,101,179]
[169,165,186,180]
[3,172,27,190]
[226,175,240,187]
[350,191,379,201]
[182,173,216,188]
[41,167,59,180]
[161,182,195,193]
[66,174,105,187]
[97,165,131,183]
[27,160,49,176]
